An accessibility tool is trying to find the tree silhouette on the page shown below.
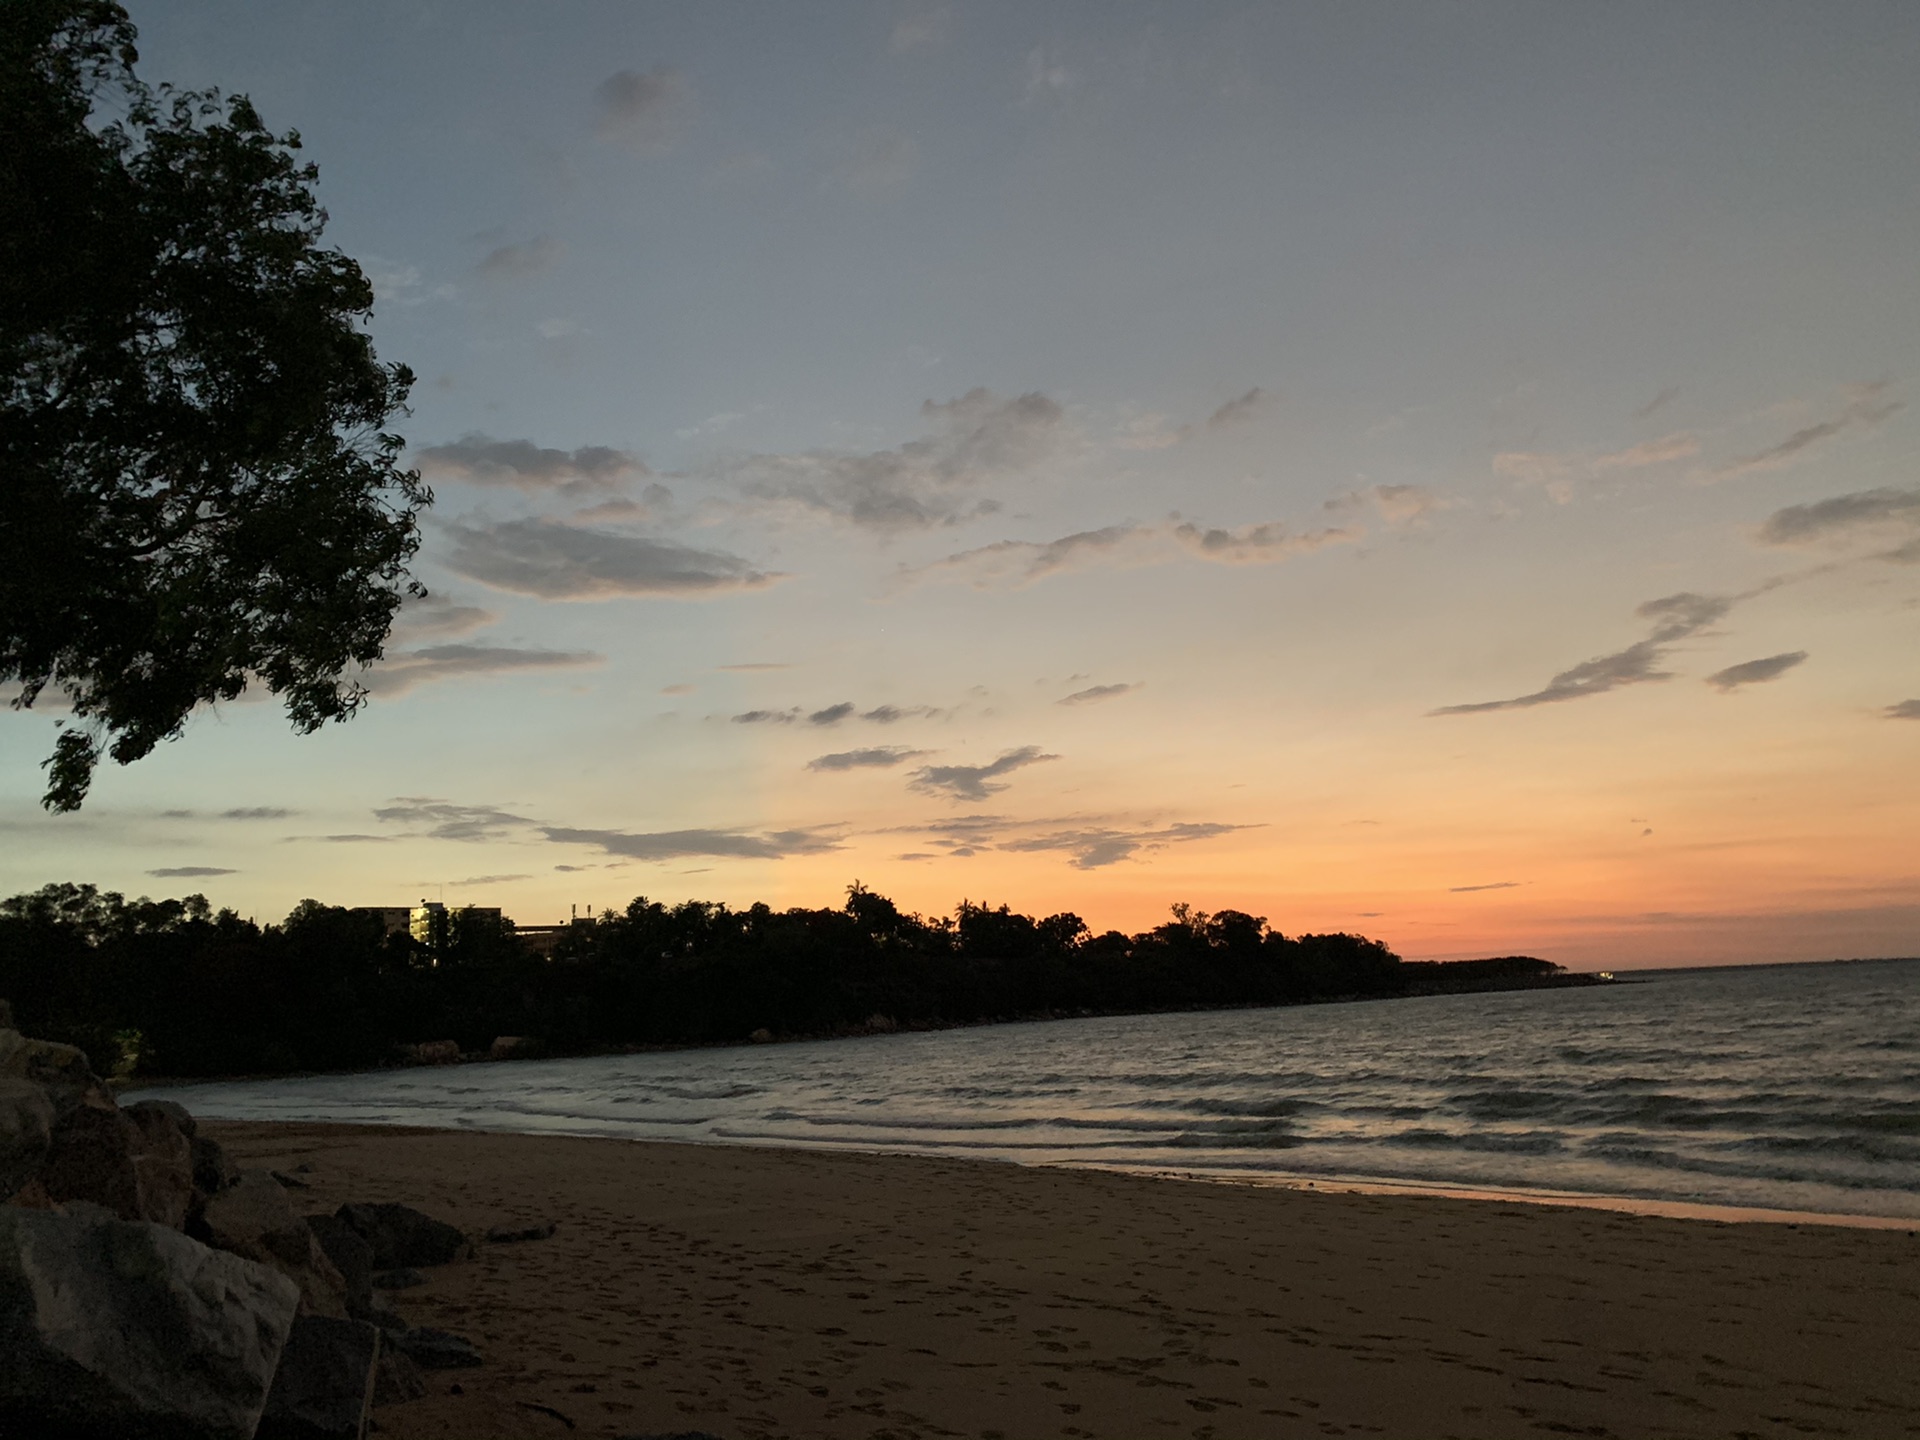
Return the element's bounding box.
[1,0,427,808]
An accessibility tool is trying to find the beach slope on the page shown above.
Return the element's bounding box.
[209,1122,1920,1440]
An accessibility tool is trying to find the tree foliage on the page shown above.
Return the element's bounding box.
[1,0,427,809]
[0,879,1560,1081]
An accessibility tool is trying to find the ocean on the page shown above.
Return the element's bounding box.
[139,957,1920,1222]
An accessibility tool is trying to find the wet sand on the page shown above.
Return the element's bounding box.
[209,1121,1920,1440]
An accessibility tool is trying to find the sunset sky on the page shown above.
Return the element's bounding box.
[5,1,1917,967]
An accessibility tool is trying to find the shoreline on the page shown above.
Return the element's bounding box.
[207,1119,1920,1440]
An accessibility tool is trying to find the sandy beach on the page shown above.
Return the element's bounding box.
[206,1121,1920,1440]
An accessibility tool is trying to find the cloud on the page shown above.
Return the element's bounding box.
[1451,881,1520,893]
[147,866,236,878]
[807,702,855,726]
[724,388,1067,531]
[374,798,533,842]
[1755,486,1920,561]
[1059,683,1138,706]
[715,662,793,672]
[908,746,1057,801]
[1022,45,1073,103]
[1206,387,1270,430]
[219,807,292,821]
[594,68,691,150]
[390,592,498,643]
[832,127,919,192]
[1635,387,1681,419]
[1705,651,1808,691]
[862,703,941,723]
[1494,432,1700,487]
[1170,520,1357,565]
[1432,592,1734,715]
[414,434,649,494]
[890,6,950,52]
[443,519,781,600]
[1887,700,1920,720]
[477,236,561,281]
[541,825,842,860]
[1000,820,1247,870]
[445,874,531,887]
[1712,384,1903,480]
[906,516,1356,590]
[1338,484,1457,526]
[808,747,928,772]
[731,708,799,725]
[365,644,603,698]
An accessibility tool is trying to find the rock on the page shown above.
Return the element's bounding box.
[865,1013,898,1034]
[0,1203,299,1439]
[0,1029,111,1118]
[404,1040,460,1066]
[371,1266,426,1289]
[256,1314,380,1440]
[0,1077,55,1201]
[193,1132,239,1196]
[38,1101,144,1219]
[336,1200,467,1268]
[306,1213,374,1318]
[373,1343,428,1405]
[386,1326,482,1369]
[125,1097,196,1138]
[488,1035,534,1060]
[486,1218,557,1243]
[123,1099,195,1229]
[203,1171,349,1318]
[273,1169,312,1189]
[364,1292,409,1332]
[748,1027,773,1044]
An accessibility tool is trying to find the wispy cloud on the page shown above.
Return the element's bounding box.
[1450,881,1520,893]
[477,236,561,281]
[1712,383,1902,480]
[1884,700,1920,721]
[890,6,951,53]
[541,825,841,860]
[1705,651,1808,691]
[1205,387,1270,430]
[375,798,532,842]
[219,807,292,821]
[731,708,798,725]
[908,746,1057,801]
[1000,820,1246,870]
[808,747,928,772]
[904,517,1356,590]
[721,388,1067,531]
[1432,592,1734,715]
[365,644,603,698]
[390,592,498,643]
[414,435,649,494]
[808,702,855,726]
[443,519,781,600]
[1494,432,1700,488]
[1059,682,1138,706]
[148,866,236,878]
[1756,485,1920,562]
[594,68,691,151]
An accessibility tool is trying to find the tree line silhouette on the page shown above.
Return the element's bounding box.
[0,881,1575,1079]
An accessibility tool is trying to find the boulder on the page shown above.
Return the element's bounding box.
[336,1200,467,1268]
[0,1077,55,1201]
[386,1326,482,1369]
[404,1040,460,1066]
[373,1343,428,1406]
[257,1314,380,1440]
[203,1171,349,1318]
[125,1097,196,1138]
[0,1029,111,1118]
[371,1266,425,1289]
[38,1102,145,1219]
[193,1132,239,1196]
[488,1035,533,1060]
[0,1202,299,1439]
[306,1213,374,1318]
[123,1100,195,1229]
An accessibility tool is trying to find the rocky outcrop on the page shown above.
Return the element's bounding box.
[202,1170,350,1318]
[0,1077,54,1198]
[403,1039,461,1065]
[336,1200,468,1269]
[0,1202,300,1439]
[257,1314,381,1440]
[307,1212,375,1319]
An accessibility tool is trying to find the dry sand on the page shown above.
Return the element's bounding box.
[210,1121,1920,1440]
